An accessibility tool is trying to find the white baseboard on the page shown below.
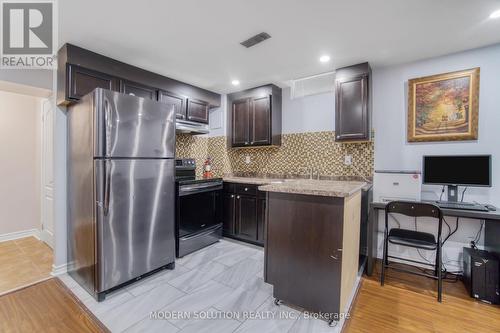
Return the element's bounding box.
[51,263,68,276]
[39,229,54,249]
[0,229,40,243]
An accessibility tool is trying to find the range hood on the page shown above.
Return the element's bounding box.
[176,119,209,135]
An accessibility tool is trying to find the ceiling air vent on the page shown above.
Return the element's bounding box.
[240,32,271,48]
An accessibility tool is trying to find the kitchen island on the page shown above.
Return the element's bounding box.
[259,179,366,326]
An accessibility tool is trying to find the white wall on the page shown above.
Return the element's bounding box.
[281,88,334,134]
[373,43,500,270]
[0,91,42,236]
[0,69,53,91]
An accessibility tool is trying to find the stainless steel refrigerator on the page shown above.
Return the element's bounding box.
[67,88,176,301]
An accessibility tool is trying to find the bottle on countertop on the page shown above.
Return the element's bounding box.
[203,157,213,179]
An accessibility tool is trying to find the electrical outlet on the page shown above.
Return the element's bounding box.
[344,155,352,166]
[245,155,251,164]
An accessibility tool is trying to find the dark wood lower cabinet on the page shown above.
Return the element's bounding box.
[222,182,265,246]
[223,193,236,235]
[257,196,266,243]
[236,195,257,240]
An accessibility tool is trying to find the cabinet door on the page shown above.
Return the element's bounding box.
[223,193,236,235]
[120,80,157,100]
[257,196,266,244]
[235,194,257,240]
[68,65,118,100]
[335,75,369,141]
[159,91,187,120]
[186,98,209,123]
[232,98,250,146]
[266,193,343,314]
[251,96,271,145]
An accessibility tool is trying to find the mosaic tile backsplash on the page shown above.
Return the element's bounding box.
[176,132,374,179]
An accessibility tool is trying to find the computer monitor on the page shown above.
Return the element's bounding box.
[422,155,492,202]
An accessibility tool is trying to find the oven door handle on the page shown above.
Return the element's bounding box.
[179,225,221,241]
[179,182,223,194]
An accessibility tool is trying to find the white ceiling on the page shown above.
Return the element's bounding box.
[59,0,500,93]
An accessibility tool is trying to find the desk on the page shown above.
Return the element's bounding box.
[366,202,500,276]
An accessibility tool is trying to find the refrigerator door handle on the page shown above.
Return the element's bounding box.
[103,99,113,156]
[103,160,111,216]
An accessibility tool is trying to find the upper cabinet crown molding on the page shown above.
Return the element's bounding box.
[56,43,221,110]
[227,84,282,148]
[335,62,372,142]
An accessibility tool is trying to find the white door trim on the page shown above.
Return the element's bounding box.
[40,97,55,248]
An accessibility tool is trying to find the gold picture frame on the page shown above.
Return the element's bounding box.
[407,68,479,142]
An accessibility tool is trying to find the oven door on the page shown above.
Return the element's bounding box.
[177,181,223,257]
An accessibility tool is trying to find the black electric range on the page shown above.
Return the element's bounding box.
[175,159,223,257]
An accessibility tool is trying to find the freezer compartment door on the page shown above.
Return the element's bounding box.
[95,158,175,292]
[95,89,175,158]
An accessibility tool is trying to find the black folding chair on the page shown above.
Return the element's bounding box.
[381,201,444,302]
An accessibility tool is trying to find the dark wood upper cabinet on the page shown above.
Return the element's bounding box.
[228,84,281,148]
[159,90,187,120]
[232,98,251,146]
[67,64,119,101]
[120,80,157,100]
[251,96,271,145]
[335,62,371,142]
[186,98,209,124]
[57,44,221,111]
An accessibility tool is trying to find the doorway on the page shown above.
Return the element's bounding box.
[0,81,54,294]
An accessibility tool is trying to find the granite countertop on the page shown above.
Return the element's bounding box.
[222,175,286,185]
[258,179,367,197]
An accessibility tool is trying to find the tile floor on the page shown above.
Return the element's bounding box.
[0,236,53,294]
[59,239,340,333]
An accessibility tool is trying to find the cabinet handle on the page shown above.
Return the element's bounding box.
[244,188,248,191]
[236,195,240,199]
[330,255,338,260]
[129,93,136,96]
[250,142,254,144]
[188,116,192,119]
[231,194,235,198]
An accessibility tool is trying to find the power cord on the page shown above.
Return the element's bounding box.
[442,186,467,245]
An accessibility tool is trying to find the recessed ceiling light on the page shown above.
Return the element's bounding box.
[490,9,500,19]
[319,55,331,63]
[231,80,240,86]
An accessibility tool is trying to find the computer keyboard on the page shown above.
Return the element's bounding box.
[435,202,489,212]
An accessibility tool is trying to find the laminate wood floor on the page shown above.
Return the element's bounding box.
[344,261,500,333]
[0,237,53,294]
[0,278,108,333]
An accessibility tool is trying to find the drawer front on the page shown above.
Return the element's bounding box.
[223,182,235,193]
[235,183,258,196]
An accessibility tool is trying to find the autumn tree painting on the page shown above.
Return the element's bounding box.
[408,68,479,142]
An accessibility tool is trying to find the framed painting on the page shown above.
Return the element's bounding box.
[407,68,479,142]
